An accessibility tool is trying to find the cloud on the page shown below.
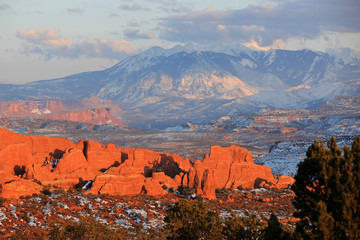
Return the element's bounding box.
[159,0,360,48]
[67,8,84,14]
[158,5,191,13]
[17,29,73,48]
[109,12,121,18]
[120,3,149,11]
[17,29,136,59]
[0,3,11,10]
[147,0,191,13]
[128,20,140,27]
[79,38,135,58]
[123,28,155,39]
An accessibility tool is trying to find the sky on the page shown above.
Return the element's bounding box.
[1,0,359,84]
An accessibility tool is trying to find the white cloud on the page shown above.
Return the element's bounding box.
[17,29,73,49]
[17,29,136,59]
[123,29,155,39]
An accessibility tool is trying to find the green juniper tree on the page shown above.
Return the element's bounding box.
[292,137,360,240]
[262,214,292,240]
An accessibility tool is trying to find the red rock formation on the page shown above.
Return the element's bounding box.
[45,100,67,112]
[0,99,126,127]
[255,174,295,189]
[185,145,275,199]
[0,143,33,175]
[0,128,291,199]
[52,148,89,175]
[1,179,43,198]
[0,128,75,155]
[152,172,177,189]
[144,178,167,196]
[0,100,66,117]
[201,169,216,200]
[271,175,295,189]
[88,174,145,195]
[41,108,126,127]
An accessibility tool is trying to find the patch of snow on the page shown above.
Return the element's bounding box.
[256,137,355,176]
[114,218,132,229]
[30,109,41,114]
[57,202,69,210]
[285,84,310,92]
[0,210,7,223]
[9,204,18,220]
[30,197,42,204]
[240,59,256,68]
[28,216,39,227]
[41,204,52,216]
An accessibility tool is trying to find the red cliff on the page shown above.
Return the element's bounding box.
[41,108,126,127]
[0,100,66,117]
[0,128,293,199]
[0,99,126,127]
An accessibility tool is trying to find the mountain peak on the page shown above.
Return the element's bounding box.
[0,47,359,129]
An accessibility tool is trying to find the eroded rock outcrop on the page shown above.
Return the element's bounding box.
[0,178,43,198]
[0,99,126,127]
[0,100,66,117]
[41,108,126,127]
[0,128,293,199]
[186,145,276,198]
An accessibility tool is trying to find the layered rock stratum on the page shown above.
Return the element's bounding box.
[0,98,126,127]
[0,128,293,199]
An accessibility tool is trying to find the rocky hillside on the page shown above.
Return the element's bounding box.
[199,95,360,136]
[0,186,296,238]
[0,128,293,200]
[1,45,359,128]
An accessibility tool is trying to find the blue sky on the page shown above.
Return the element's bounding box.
[1,0,359,83]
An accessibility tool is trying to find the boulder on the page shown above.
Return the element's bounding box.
[152,172,178,189]
[144,178,167,196]
[88,174,145,195]
[271,175,295,189]
[53,148,89,175]
[1,179,43,198]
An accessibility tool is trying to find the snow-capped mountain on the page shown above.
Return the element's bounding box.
[1,45,359,128]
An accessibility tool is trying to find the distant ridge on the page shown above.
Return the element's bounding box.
[1,45,359,129]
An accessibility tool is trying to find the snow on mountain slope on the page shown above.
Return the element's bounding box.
[256,136,356,177]
[0,45,359,128]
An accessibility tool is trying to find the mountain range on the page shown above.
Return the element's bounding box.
[1,45,359,129]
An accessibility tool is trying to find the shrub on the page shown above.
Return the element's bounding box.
[49,216,126,240]
[164,199,223,240]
